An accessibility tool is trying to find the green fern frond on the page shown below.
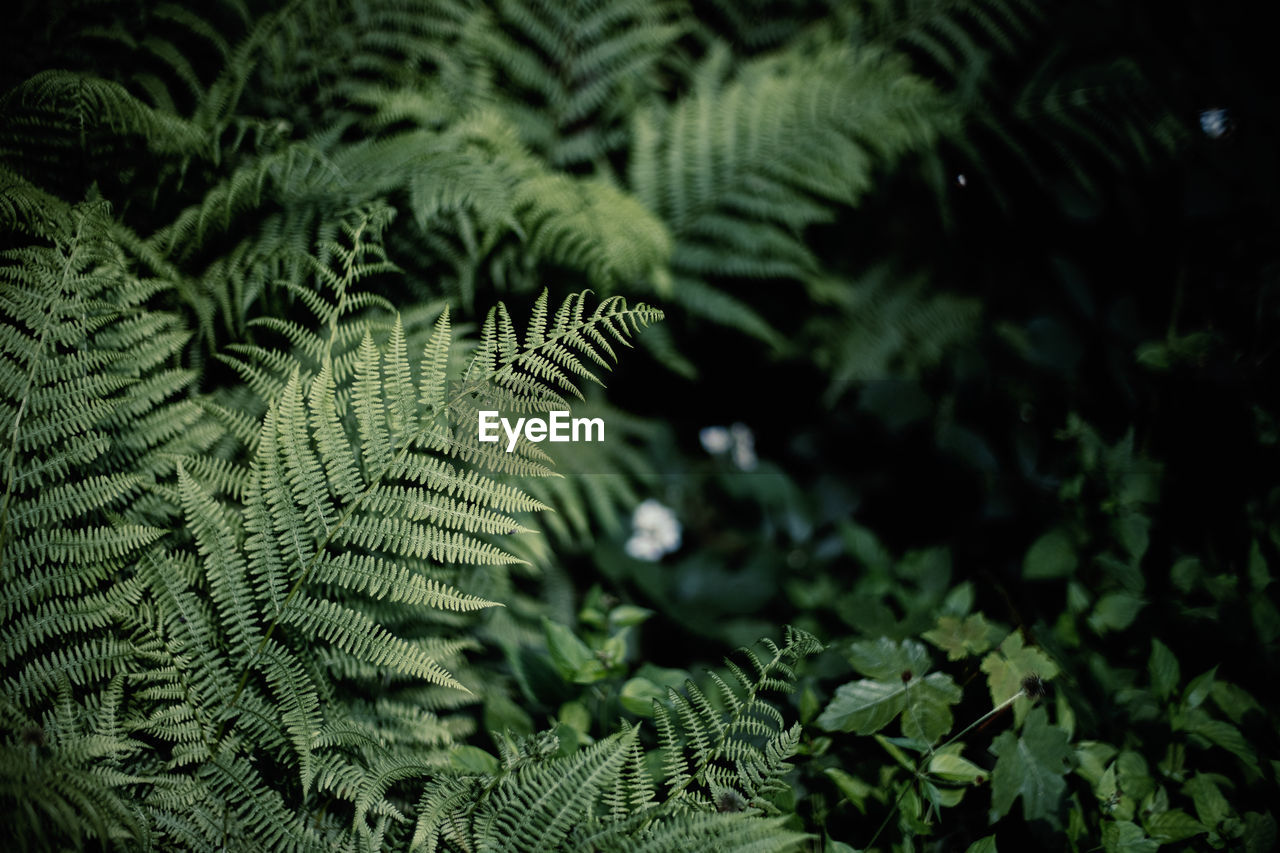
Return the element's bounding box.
[464,0,687,167]
[654,627,823,813]
[629,42,950,343]
[0,70,208,176]
[408,629,819,852]
[807,266,982,403]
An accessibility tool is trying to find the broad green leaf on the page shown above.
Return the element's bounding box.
[1075,741,1118,787]
[542,617,604,683]
[1211,680,1262,725]
[1148,638,1179,700]
[846,637,932,681]
[1089,591,1145,633]
[1023,528,1077,579]
[1115,513,1150,563]
[929,750,987,785]
[619,677,666,716]
[608,604,653,628]
[941,581,975,617]
[1243,812,1278,853]
[817,670,961,743]
[1170,555,1202,592]
[901,674,963,742]
[923,612,1001,660]
[989,706,1072,823]
[1252,596,1280,644]
[1101,821,1158,853]
[817,679,904,734]
[450,745,500,775]
[980,631,1060,726]
[1145,809,1207,843]
[1248,539,1269,590]
[1116,751,1154,803]
[964,837,997,853]
[1183,666,1217,710]
[558,701,592,736]
[1179,713,1258,772]
[1183,773,1231,827]
[824,768,875,813]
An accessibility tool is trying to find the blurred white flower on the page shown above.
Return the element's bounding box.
[700,423,757,470]
[1199,108,1232,139]
[729,422,757,471]
[624,498,681,561]
[700,426,732,454]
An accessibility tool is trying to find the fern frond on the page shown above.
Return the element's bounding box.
[464,0,687,167]
[629,42,950,343]
[654,627,823,812]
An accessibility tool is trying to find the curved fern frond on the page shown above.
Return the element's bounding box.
[654,627,824,813]
[464,0,688,167]
[629,42,950,343]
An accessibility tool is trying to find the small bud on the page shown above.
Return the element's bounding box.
[900,670,914,683]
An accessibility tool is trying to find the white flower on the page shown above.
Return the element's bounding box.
[1199,108,1231,139]
[729,422,756,471]
[624,498,681,561]
[700,426,732,454]
[701,423,757,470]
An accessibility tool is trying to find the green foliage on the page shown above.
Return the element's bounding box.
[3,0,1277,850]
[412,628,822,851]
[0,197,682,848]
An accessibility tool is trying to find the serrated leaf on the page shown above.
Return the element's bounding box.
[1183,667,1217,710]
[1088,591,1145,633]
[1243,811,1278,853]
[1145,809,1207,843]
[1180,716,1258,772]
[1210,680,1262,725]
[965,837,997,853]
[1148,638,1179,700]
[1074,741,1118,787]
[1115,513,1150,563]
[817,668,961,744]
[923,612,1001,660]
[1248,539,1269,590]
[989,706,1072,824]
[1023,528,1077,579]
[1183,773,1231,827]
[980,632,1060,727]
[1101,821,1158,853]
[846,636,932,681]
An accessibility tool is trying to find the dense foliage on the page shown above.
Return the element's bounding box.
[2,0,1277,851]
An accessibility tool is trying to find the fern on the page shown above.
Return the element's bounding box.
[807,265,982,403]
[461,0,687,168]
[845,0,1185,203]
[628,41,951,348]
[410,629,821,852]
[653,626,824,814]
[0,199,663,849]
